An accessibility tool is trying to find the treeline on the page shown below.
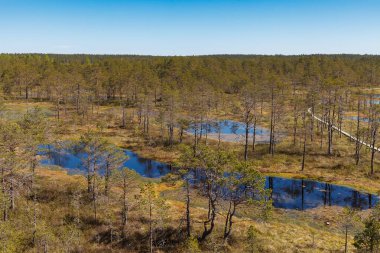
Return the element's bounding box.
[1,54,380,159]
[0,54,379,102]
[1,54,379,165]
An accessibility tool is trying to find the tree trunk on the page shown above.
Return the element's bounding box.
[252,117,257,154]
[217,123,221,151]
[10,180,14,210]
[87,157,92,193]
[92,162,97,222]
[76,83,80,114]
[269,85,275,155]
[301,112,307,171]
[44,241,48,253]
[355,98,361,165]
[344,226,348,253]
[168,124,174,146]
[223,201,236,240]
[2,167,7,221]
[104,164,110,196]
[56,99,60,121]
[186,180,191,238]
[179,127,184,143]
[122,105,126,128]
[293,83,298,145]
[327,124,333,155]
[200,189,216,241]
[327,108,333,155]
[370,127,377,175]
[31,160,37,246]
[310,97,315,142]
[244,120,249,161]
[25,86,29,100]
[122,176,128,237]
[149,201,153,253]
[93,186,97,223]
[193,125,198,156]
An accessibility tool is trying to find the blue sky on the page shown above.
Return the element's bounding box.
[0,0,379,55]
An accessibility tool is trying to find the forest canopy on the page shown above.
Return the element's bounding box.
[0,54,379,102]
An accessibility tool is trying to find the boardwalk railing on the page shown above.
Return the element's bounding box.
[307,107,380,152]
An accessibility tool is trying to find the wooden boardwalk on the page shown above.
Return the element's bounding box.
[307,107,380,152]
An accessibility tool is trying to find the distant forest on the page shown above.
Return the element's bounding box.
[0,54,379,103]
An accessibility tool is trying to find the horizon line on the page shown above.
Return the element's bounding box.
[1,52,380,57]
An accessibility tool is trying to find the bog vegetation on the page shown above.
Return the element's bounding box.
[0,54,380,252]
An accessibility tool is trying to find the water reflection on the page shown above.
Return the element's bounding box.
[187,120,269,136]
[40,146,379,210]
[40,146,171,178]
[186,120,271,143]
[266,177,378,210]
[344,116,380,122]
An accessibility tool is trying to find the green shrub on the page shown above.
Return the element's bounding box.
[354,218,380,252]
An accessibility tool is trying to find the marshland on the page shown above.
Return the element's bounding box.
[1,54,380,252]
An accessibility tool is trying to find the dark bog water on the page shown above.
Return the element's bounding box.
[40,146,171,178]
[267,177,378,210]
[345,116,370,122]
[40,146,379,210]
[363,94,380,104]
[187,120,268,135]
[186,120,270,143]
[345,115,380,123]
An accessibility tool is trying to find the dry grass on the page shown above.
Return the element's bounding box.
[5,99,379,252]
[34,168,357,252]
[5,99,379,195]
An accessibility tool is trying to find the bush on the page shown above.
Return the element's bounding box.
[186,236,201,253]
[354,218,380,252]
[161,173,179,186]
[246,225,257,253]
